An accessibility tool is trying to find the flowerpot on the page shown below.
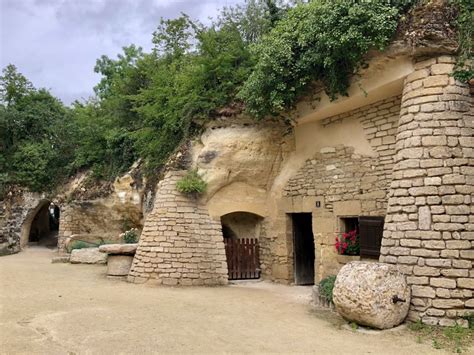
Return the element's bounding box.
[336,254,360,264]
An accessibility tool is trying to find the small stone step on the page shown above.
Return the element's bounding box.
[52,255,70,263]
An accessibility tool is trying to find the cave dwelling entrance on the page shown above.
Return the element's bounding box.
[22,200,60,249]
[221,211,263,280]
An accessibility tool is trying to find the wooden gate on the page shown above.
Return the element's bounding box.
[224,238,260,280]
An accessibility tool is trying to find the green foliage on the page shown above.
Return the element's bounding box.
[238,0,406,119]
[122,229,139,244]
[176,169,207,195]
[0,64,34,106]
[4,0,470,195]
[318,275,336,303]
[452,0,473,82]
[68,240,95,251]
[0,65,76,193]
[121,218,137,232]
[218,0,288,44]
[409,320,474,353]
[72,1,283,177]
[461,313,474,329]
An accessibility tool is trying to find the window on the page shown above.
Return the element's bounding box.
[340,217,359,234]
[358,216,384,259]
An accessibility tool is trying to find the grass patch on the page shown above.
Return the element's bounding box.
[408,320,474,353]
[176,169,207,195]
[68,240,96,252]
[67,239,116,253]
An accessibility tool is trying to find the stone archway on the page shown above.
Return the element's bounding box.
[20,199,60,249]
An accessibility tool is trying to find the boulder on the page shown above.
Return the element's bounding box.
[333,262,411,329]
[70,248,107,264]
[107,255,134,276]
[98,243,138,255]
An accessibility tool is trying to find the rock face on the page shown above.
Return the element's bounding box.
[192,122,288,197]
[70,248,107,264]
[333,262,411,329]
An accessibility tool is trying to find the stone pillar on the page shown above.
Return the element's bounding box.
[128,171,228,286]
[57,205,81,252]
[381,55,473,327]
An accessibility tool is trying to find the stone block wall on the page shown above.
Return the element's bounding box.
[260,96,402,282]
[0,199,24,255]
[57,205,82,251]
[284,95,401,214]
[0,192,47,255]
[128,171,228,286]
[380,56,473,327]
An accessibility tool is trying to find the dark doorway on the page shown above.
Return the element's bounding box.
[291,213,315,285]
[28,202,60,248]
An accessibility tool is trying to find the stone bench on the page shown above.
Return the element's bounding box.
[98,244,138,276]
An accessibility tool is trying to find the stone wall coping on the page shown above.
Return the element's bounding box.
[98,244,138,255]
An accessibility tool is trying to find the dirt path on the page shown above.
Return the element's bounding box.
[1,247,443,354]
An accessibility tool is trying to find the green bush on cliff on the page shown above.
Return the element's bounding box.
[238,1,409,119]
[176,169,207,195]
[4,0,470,194]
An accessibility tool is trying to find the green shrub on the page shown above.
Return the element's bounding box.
[462,313,474,330]
[122,229,139,244]
[68,240,95,252]
[176,169,207,195]
[319,275,337,303]
[238,1,407,119]
[452,0,473,83]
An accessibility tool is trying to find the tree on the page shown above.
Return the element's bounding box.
[0,64,35,106]
[94,44,144,99]
[152,16,194,58]
[0,65,76,193]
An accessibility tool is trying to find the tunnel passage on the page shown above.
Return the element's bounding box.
[28,201,60,248]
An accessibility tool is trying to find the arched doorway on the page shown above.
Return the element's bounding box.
[221,212,263,240]
[21,200,60,249]
[221,212,263,280]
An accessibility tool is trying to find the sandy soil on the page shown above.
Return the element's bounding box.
[0,247,444,354]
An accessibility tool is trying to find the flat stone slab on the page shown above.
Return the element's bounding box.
[70,248,107,264]
[107,255,134,276]
[98,243,138,255]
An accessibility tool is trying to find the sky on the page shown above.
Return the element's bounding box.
[0,0,243,104]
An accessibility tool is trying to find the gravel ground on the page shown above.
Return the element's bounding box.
[0,247,445,354]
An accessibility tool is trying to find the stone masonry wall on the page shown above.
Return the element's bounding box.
[128,171,228,286]
[283,95,401,214]
[380,56,473,327]
[0,192,47,255]
[57,205,82,251]
[260,96,402,282]
[0,200,25,255]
